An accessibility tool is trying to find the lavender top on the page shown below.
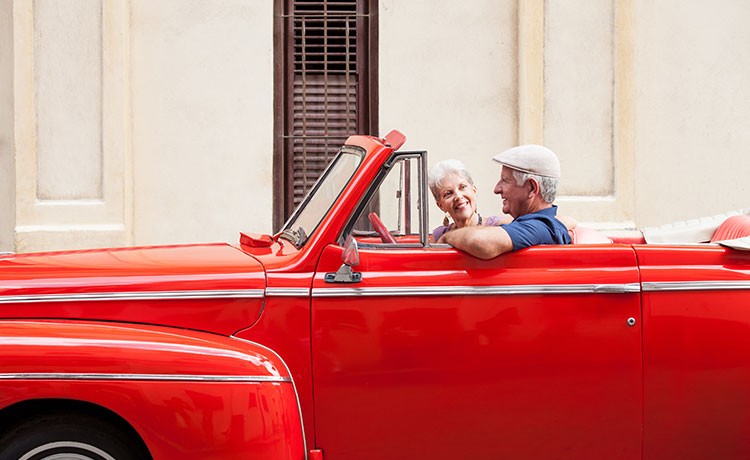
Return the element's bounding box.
[432,215,504,241]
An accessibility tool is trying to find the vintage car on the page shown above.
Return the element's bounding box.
[1,130,750,460]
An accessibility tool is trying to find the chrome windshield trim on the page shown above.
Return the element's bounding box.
[0,373,291,382]
[312,283,641,297]
[642,281,750,292]
[265,288,310,297]
[0,289,265,305]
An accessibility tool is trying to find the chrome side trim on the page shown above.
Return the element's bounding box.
[312,283,641,297]
[265,287,310,297]
[0,373,290,382]
[642,281,750,292]
[0,289,265,305]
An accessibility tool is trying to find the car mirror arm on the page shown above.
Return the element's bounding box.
[325,235,362,283]
[325,263,362,283]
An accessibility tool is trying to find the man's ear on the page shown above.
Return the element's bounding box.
[527,177,540,198]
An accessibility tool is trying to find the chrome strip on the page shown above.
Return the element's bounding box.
[265,287,310,297]
[0,373,290,382]
[0,289,265,305]
[643,281,750,292]
[312,283,641,297]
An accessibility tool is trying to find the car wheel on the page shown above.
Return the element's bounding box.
[0,413,149,460]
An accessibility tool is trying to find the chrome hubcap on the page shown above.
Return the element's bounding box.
[20,441,117,460]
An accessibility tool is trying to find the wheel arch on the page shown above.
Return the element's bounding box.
[0,398,151,457]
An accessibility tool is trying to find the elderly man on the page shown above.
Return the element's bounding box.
[439,144,571,259]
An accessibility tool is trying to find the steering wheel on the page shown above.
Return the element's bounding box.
[368,212,397,244]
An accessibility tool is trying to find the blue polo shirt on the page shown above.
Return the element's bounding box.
[500,205,571,251]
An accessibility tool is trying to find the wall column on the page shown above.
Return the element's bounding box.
[0,0,14,252]
[517,0,544,145]
[12,0,133,252]
[518,0,635,228]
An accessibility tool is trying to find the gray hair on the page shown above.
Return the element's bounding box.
[428,159,474,199]
[512,170,558,203]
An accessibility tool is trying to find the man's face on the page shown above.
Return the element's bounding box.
[493,166,527,218]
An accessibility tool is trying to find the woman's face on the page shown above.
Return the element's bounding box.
[435,173,478,224]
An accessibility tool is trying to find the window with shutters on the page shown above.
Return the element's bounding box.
[273,0,378,230]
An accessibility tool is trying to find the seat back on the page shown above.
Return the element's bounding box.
[569,227,613,244]
[710,214,750,242]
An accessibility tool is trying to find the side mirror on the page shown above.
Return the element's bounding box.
[324,235,362,283]
[341,234,360,267]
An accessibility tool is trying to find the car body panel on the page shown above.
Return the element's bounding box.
[637,245,750,459]
[0,379,303,460]
[0,243,266,335]
[235,270,316,449]
[0,320,304,460]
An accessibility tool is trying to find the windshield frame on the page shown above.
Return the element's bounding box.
[278,145,366,248]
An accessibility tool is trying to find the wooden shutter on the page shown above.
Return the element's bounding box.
[274,0,378,229]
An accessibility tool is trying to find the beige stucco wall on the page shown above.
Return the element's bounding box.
[130,0,274,245]
[379,0,518,231]
[633,0,750,226]
[0,0,13,252]
[385,0,750,230]
[3,1,273,252]
[382,0,637,230]
[3,0,750,252]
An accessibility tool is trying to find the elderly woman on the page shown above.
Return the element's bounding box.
[428,159,511,241]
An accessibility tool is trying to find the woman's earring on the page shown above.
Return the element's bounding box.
[443,213,450,226]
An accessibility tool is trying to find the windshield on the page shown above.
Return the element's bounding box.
[279,147,364,247]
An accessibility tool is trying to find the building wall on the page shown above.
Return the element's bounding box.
[379,0,519,231]
[3,0,273,252]
[130,0,273,245]
[0,0,13,252]
[632,0,750,225]
[2,0,750,252]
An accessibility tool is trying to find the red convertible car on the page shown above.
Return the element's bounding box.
[1,131,750,459]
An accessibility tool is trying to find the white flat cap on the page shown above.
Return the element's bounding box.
[492,144,561,179]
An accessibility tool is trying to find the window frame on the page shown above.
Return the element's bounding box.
[273,0,379,231]
[339,151,429,249]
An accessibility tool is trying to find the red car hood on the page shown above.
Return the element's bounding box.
[0,243,266,336]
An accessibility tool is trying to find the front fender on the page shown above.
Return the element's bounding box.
[0,320,305,460]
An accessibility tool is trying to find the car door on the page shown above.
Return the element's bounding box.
[311,155,643,460]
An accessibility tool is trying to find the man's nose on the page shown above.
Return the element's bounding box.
[493,182,502,195]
